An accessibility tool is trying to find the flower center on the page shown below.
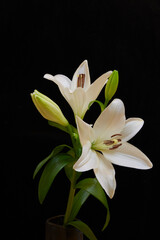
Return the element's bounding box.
[92,134,122,151]
[104,134,122,150]
[77,74,85,88]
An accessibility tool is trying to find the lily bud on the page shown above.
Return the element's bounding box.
[31,90,69,126]
[104,70,119,107]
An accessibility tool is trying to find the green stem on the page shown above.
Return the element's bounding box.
[64,124,81,226]
[64,170,76,225]
[104,98,109,109]
[67,124,81,159]
[67,124,77,148]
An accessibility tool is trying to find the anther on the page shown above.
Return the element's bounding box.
[111,134,122,138]
[109,143,122,150]
[77,74,85,88]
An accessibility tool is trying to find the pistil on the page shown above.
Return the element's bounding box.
[104,140,117,145]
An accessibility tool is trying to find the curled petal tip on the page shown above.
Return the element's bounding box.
[43,73,54,80]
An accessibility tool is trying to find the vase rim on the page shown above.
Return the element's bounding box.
[46,215,79,232]
[47,215,65,226]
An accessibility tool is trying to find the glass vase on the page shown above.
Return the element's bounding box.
[45,215,83,240]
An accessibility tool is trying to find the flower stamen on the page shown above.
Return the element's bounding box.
[109,143,122,150]
[111,134,122,138]
[104,134,122,150]
[77,74,85,88]
[92,134,122,152]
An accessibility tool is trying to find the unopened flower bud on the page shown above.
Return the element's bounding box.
[104,70,119,106]
[31,90,69,126]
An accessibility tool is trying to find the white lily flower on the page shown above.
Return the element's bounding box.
[73,99,152,198]
[44,60,112,118]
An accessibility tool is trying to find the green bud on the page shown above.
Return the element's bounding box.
[31,90,69,126]
[104,70,119,106]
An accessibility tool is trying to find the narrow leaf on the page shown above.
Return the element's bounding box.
[38,153,74,204]
[68,220,97,240]
[33,144,72,179]
[68,189,90,222]
[33,151,53,179]
[76,178,110,230]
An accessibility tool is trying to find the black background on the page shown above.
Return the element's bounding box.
[2,0,159,239]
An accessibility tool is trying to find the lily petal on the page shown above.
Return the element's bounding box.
[44,74,71,90]
[67,88,87,118]
[44,74,73,103]
[93,99,125,140]
[73,141,98,172]
[76,116,94,145]
[102,142,153,169]
[86,71,112,105]
[121,118,144,142]
[94,152,116,198]
[71,60,91,91]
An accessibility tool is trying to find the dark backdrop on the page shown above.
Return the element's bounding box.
[2,0,159,239]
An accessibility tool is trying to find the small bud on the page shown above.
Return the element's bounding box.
[31,90,69,126]
[104,70,119,106]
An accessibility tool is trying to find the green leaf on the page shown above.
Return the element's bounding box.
[76,178,110,230]
[33,151,53,179]
[88,100,105,112]
[104,70,119,107]
[68,220,97,240]
[68,189,90,222]
[33,144,72,179]
[38,153,74,204]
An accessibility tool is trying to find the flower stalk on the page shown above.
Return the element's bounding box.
[64,170,76,226]
[63,124,82,226]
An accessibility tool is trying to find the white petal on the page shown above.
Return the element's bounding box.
[73,141,98,172]
[93,99,125,140]
[94,152,116,198]
[54,86,87,118]
[44,74,73,103]
[71,60,91,91]
[86,71,112,104]
[76,116,94,145]
[44,74,71,89]
[67,88,88,118]
[102,142,153,169]
[121,118,144,142]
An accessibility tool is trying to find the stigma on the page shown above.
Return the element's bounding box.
[77,74,85,88]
